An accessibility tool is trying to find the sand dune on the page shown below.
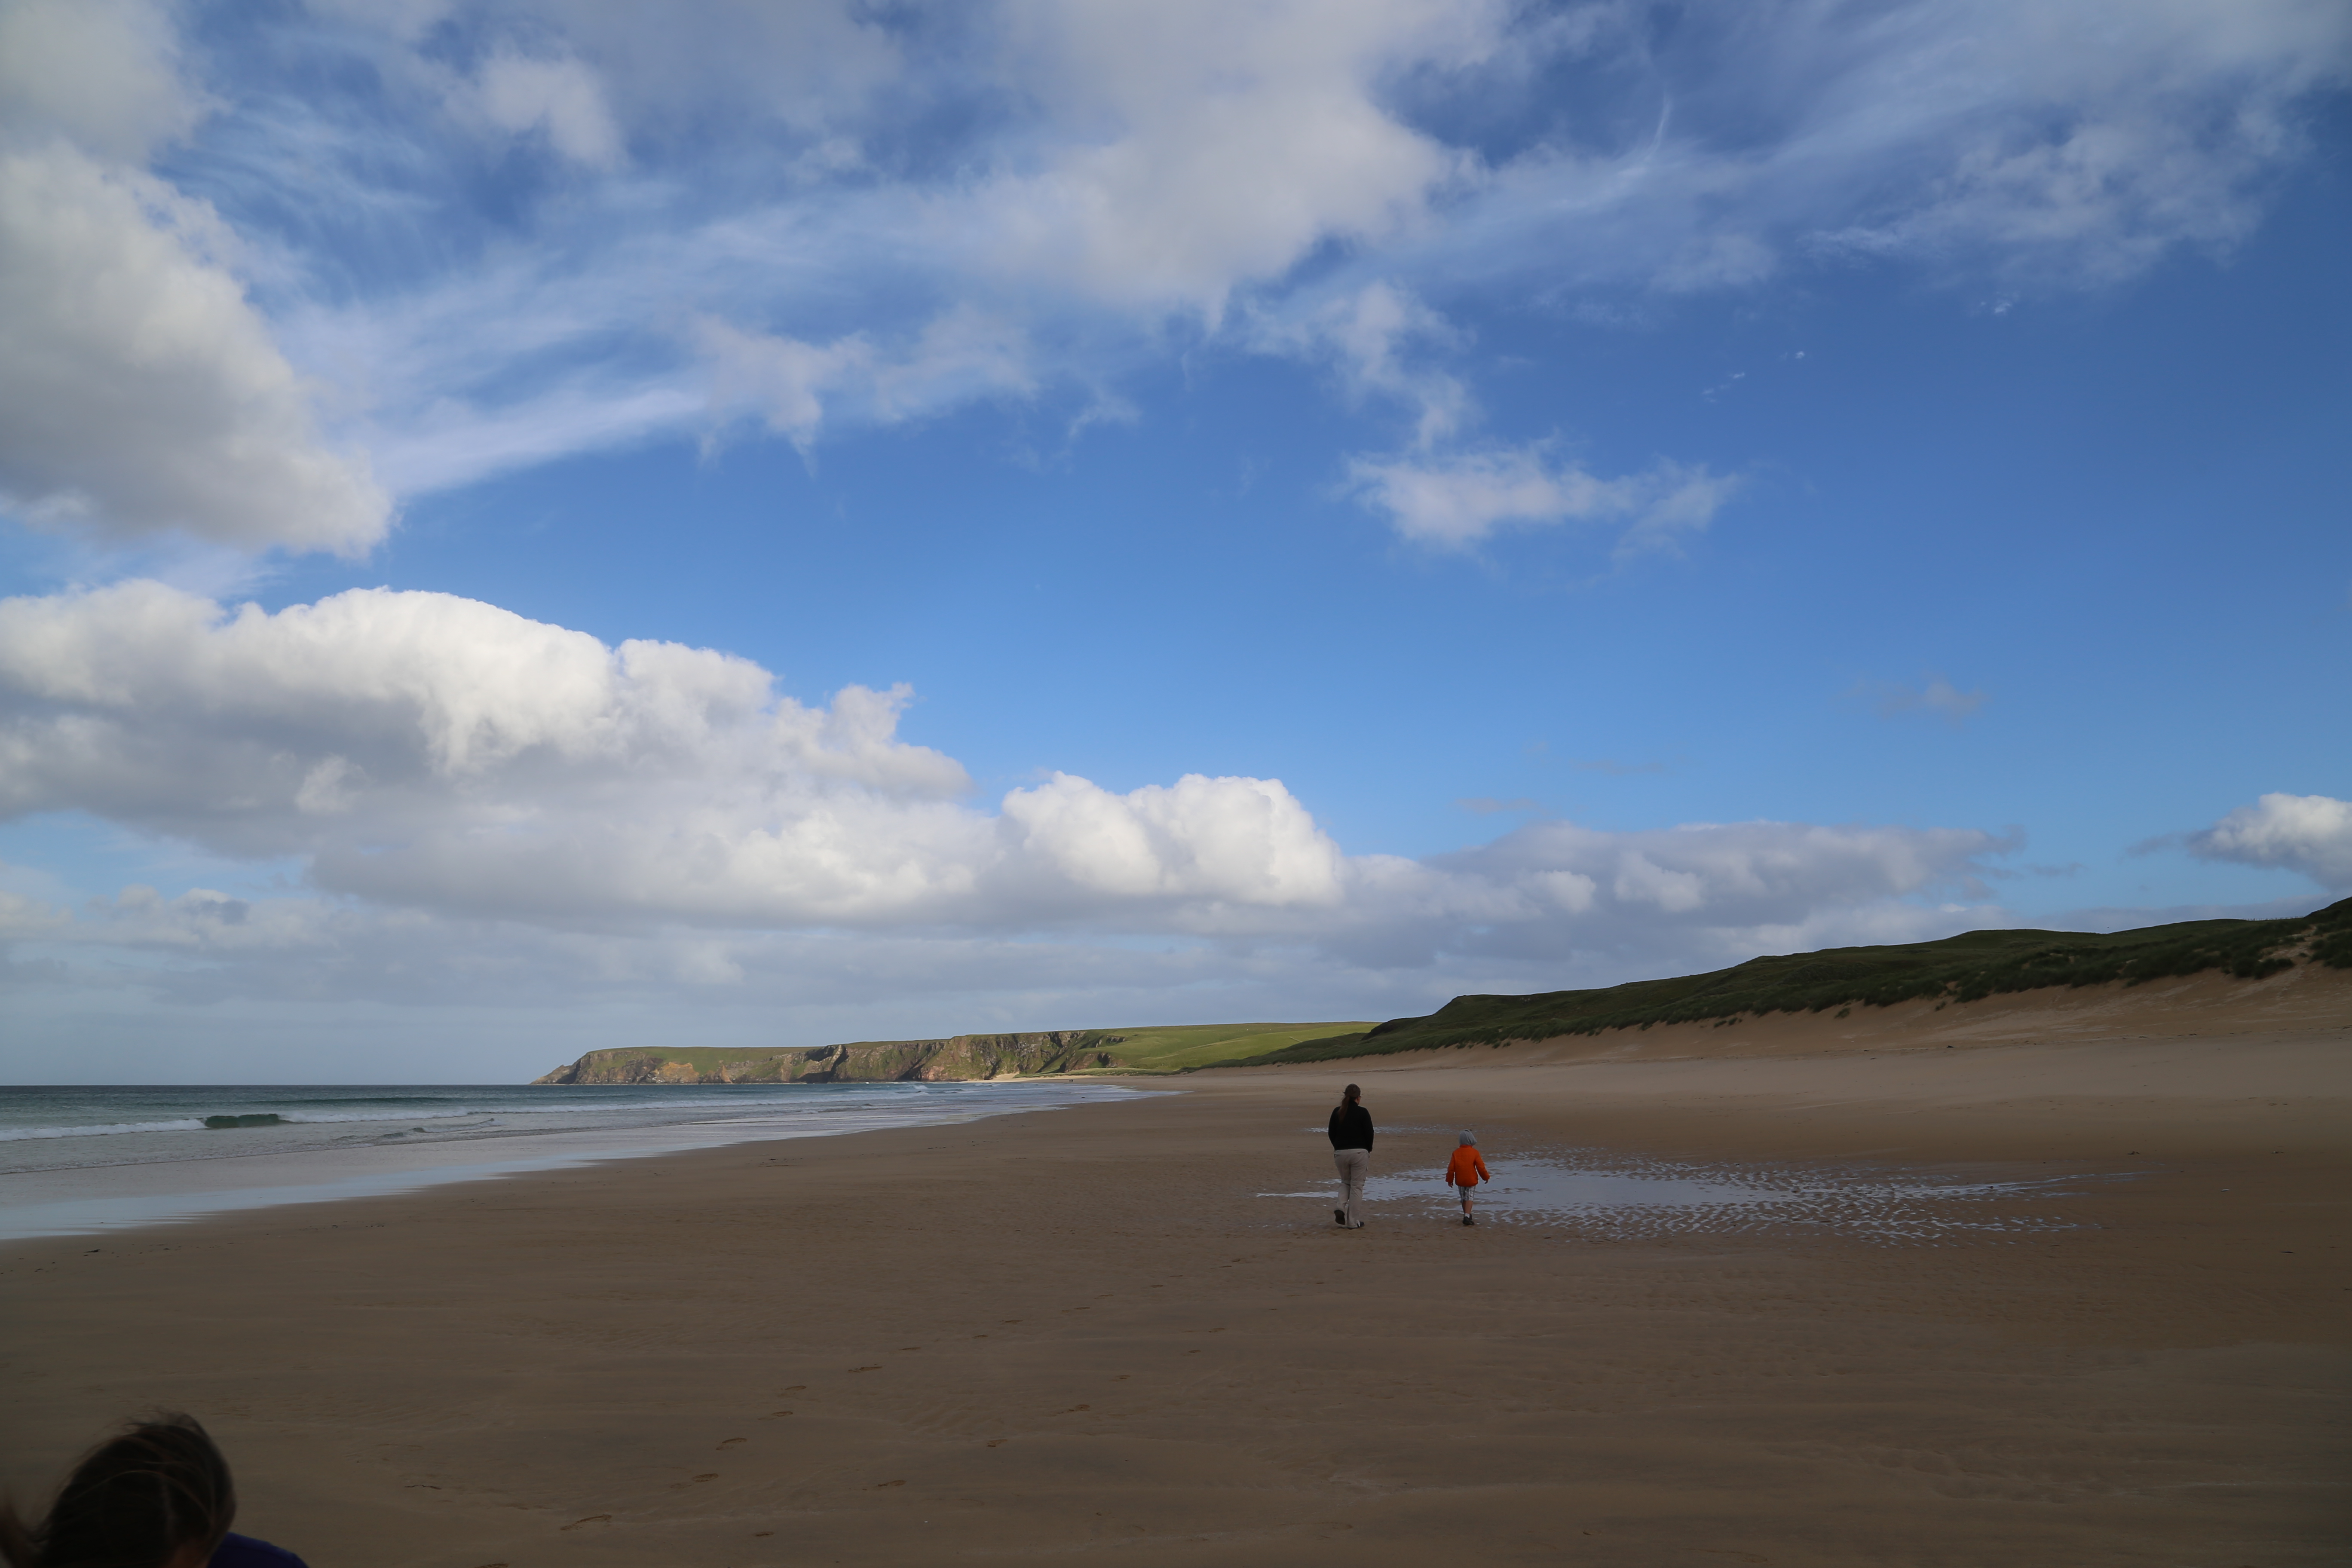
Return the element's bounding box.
[2,983,2343,1565]
[1380,956,2352,1064]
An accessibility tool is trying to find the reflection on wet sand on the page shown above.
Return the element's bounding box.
[1265,1151,2120,1243]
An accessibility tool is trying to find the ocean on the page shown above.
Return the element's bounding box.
[0,1080,1155,1240]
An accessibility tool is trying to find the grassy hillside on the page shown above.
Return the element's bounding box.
[1072,1021,1379,1072]
[1225,897,2352,1069]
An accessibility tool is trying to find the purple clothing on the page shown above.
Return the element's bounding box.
[212,1534,309,1568]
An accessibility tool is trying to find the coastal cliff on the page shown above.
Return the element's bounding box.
[532,1031,1128,1085]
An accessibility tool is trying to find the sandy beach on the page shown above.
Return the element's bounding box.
[5,977,2347,1566]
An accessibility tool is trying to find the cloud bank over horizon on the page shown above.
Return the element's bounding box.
[0,580,2057,1018]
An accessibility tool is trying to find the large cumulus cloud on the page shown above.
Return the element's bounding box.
[0,582,2015,981]
[0,1,390,554]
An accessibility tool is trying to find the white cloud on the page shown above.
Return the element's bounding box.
[1264,283,1736,559]
[1348,444,1740,552]
[696,306,1034,453]
[1414,815,2019,958]
[454,0,905,138]
[1798,0,2351,285]
[1381,0,2352,308]
[2184,793,2352,891]
[1254,281,1470,448]
[27,0,2321,525]
[0,882,68,940]
[978,0,1501,315]
[462,50,625,168]
[0,146,393,554]
[0,0,202,160]
[0,582,2017,971]
[0,0,392,557]
[1000,772,1346,909]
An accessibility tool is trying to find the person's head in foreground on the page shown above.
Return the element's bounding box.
[1458,1131,1476,1146]
[1,1413,233,1568]
[1342,1084,1360,1104]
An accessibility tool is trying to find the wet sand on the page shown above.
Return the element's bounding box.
[3,988,2346,1565]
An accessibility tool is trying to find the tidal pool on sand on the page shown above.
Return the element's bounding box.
[1266,1152,2116,1244]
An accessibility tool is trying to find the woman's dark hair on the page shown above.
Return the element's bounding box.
[0,1413,236,1568]
[1342,1084,1360,1101]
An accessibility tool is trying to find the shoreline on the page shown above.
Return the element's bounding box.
[0,1080,1159,1241]
[4,1025,2343,1565]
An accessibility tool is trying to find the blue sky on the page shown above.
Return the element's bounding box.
[0,0,2346,1081]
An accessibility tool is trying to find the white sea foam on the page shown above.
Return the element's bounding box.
[0,1119,211,1141]
[0,1110,518,1140]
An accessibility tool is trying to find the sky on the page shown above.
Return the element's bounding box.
[0,0,2346,1084]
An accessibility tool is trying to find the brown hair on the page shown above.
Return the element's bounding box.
[0,1414,236,1568]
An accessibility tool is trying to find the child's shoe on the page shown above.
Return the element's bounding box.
[1461,1215,1476,1226]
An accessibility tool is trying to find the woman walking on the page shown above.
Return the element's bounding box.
[1328,1083,1373,1228]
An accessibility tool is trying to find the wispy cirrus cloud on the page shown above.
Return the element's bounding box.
[1348,444,1740,554]
[2,0,2341,557]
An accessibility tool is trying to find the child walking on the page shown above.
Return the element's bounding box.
[1446,1131,1489,1226]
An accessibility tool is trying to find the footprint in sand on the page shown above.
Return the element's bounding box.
[986,1440,1008,1448]
[849,1365,882,1372]
[764,1410,794,1418]
[718,1438,746,1449]
[877,1479,906,1488]
[782,1384,806,1392]
[560,1516,610,1531]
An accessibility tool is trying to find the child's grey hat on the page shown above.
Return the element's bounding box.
[1458,1130,1476,1146]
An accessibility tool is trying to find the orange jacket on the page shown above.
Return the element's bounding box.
[1446,1147,1489,1186]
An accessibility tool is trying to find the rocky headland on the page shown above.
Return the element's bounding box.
[532,1031,1127,1085]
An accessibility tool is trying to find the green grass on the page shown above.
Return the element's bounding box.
[1070,1021,1379,1072]
[1220,896,2352,1069]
